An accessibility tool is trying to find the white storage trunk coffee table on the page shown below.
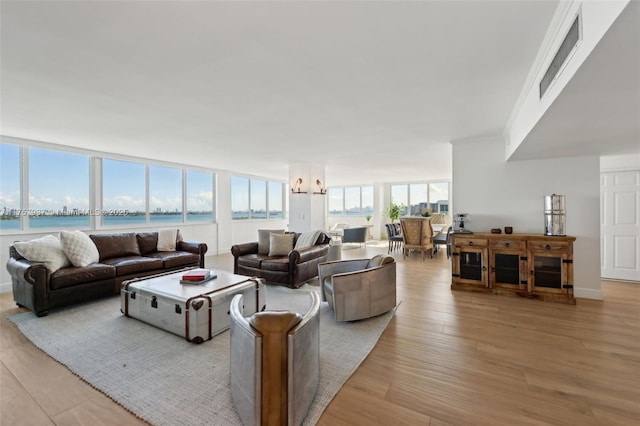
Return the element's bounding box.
[121,269,266,343]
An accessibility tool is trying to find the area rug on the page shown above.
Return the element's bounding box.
[8,284,396,426]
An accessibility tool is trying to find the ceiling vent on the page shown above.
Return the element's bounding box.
[539,14,581,99]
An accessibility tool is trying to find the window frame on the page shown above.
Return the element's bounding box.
[327,185,374,217]
[0,140,216,234]
[231,175,286,221]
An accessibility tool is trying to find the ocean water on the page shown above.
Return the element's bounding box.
[0,213,213,231]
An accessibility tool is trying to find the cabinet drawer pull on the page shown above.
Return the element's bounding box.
[545,244,551,250]
[505,242,510,248]
[468,241,473,246]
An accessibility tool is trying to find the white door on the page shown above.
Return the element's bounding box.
[601,170,640,281]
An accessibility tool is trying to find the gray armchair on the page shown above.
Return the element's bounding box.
[342,227,367,247]
[230,292,320,426]
[318,254,396,322]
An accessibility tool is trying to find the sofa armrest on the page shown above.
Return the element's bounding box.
[231,242,259,274]
[290,245,329,264]
[231,242,259,258]
[177,240,208,267]
[6,257,51,316]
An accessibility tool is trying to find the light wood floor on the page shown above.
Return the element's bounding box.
[2,241,639,425]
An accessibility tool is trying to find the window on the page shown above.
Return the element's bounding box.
[429,182,449,213]
[0,144,21,231]
[1,142,216,232]
[391,181,450,217]
[268,181,283,218]
[149,165,182,223]
[29,148,90,229]
[344,187,361,216]
[391,184,408,216]
[232,176,285,220]
[328,187,344,216]
[250,179,267,219]
[327,185,373,217]
[102,159,146,226]
[186,170,214,222]
[410,183,428,215]
[362,186,373,216]
[231,176,249,219]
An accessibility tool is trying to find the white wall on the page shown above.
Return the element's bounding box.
[452,137,601,300]
[600,153,640,171]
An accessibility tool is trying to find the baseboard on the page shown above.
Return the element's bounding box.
[0,282,12,294]
[574,287,603,300]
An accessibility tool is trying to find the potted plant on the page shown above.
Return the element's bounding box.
[366,215,372,222]
[384,203,404,223]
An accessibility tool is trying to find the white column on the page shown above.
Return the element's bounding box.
[288,163,326,232]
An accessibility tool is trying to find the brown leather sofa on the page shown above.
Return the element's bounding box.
[7,231,207,317]
[231,232,330,289]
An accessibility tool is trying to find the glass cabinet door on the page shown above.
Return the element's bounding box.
[530,253,569,294]
[491,251,528,290]
[455,247,488,287]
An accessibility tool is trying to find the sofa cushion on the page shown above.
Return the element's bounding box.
[269,233,294,256]
[261,256,290,272]
[258,229,284,255]
[59,230,100,267]
[136,232,159,255]
[13,235,70,273]
[145,251,200,269]
[100,256,163,276]
[238,254,264,269]
[50,263,116,290]
[90,233,140,261]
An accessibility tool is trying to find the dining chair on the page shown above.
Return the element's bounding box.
[400,217,434,261]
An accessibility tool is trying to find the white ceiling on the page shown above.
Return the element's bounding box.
[1,1,637,186]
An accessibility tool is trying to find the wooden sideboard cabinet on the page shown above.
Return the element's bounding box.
[450,233,576,304]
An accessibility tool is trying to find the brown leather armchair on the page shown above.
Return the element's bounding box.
[230,292,320,426]
[318,254,396,322]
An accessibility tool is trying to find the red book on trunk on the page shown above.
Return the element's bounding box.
[181,269,211,281]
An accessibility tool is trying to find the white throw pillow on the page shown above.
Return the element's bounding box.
[13,235,71,272]
[59,230,100,267]
[294,230,323,249]
[157,228,178,252]
[268,233,294,256]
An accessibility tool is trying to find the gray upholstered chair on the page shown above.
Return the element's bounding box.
[229,292,320,426]
[400,217,434,260]
[433,225,452,258]
[317,254,396,322]
[342,227,367,247]
[385,223,403,253]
